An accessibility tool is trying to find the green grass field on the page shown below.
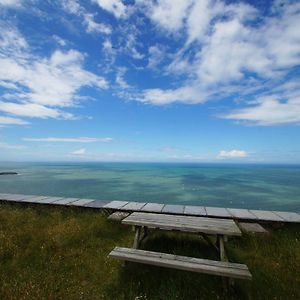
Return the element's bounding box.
[0,202,299,300]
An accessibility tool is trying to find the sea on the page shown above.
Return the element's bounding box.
[0,162,299,212]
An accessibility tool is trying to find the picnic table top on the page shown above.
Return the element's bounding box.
[122,212,242,236]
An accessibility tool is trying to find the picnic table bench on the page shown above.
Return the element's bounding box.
[109,212,252,281]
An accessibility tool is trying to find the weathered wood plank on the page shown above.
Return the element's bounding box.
[103,201,129,209]
[238,222,268,234]
[109,247,252,280]
[34,197,64,203]
[2,194,30,201]
[227,208,257,220]
[272,211,300,223]
[69,199,95,206]
[140,203,165,213]
[121,202,147,211]
[52,198,80,205]
[249,210,284,222]
[108,211,130,221]
[122,212,241,236]
[184,205,206,216]
[84,200,109,208]
[205,207,232,218]
[21,196,49,203]
[162,204,185,214]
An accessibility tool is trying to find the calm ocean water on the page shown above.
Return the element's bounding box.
[0,162,300,212]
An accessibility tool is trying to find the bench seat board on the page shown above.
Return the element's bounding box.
[109,247,252,280]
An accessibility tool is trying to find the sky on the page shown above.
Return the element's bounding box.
[0,0,300,163]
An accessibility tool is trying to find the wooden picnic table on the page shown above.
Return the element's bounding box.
[122,212,241,263]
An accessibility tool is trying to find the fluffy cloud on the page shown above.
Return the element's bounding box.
[0,23,107,122]
[23,137,113,143]
[92,0,126,18]
[0,0,21,7]
[0,142,26,149]
[218,150,248,158]
[70,148,86,155]
[0,116,28,125]
[62,0,111,34]
[137,0,300,125]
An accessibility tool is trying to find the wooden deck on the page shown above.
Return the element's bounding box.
[0,193,300,224]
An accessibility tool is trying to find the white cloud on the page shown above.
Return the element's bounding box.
[0,142,26,149]
[70,148,86,155]
[136,0,300,125]
[83,13,111,34]
[0,23,108,120]
[147,0,193,32]
[93,0,126,18]
[223,95,300,126]
[115,68,130,89]
[62,0,111,34]
[147,45,165,69]
[0,116,28,125]
[22,137,113,143]
[0,0,21,7]
[218,150,248,158]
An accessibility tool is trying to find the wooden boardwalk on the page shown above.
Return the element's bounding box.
[1,193,300,223]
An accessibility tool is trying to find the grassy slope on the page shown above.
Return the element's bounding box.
[0,203,299,300]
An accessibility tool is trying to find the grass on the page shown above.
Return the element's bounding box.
[0,202,299,300]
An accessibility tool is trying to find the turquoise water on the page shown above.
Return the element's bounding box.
[0,162,299,212]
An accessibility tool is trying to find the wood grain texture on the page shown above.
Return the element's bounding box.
[205,207,232,218]
[272,211,300,223]
[122,212,241,236]
[109,247,252,280]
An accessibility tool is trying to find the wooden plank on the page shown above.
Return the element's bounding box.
[250,210,284,222]
[107,211,130,221]
[140,203,165,213]
[272,211,300,223]
[84,200,109,208]
[69,199,95,206]
[121,202,147,211]
[227,208,257,220]
[52,198,80,205]
[21,196,49,203]
[34,197,64,204]
[238,222,268,234]
[2,194,30,201]
[184,205,206,216]
[103,201,129,210]
[122,212,241,236]
[162,204,185,214]
[109,247,252,280]
[205,207,232,218]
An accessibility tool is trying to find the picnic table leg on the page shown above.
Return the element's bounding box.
[217,235,230,293]
[133,226,142,249]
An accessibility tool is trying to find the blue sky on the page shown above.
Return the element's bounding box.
[0,0,299,162]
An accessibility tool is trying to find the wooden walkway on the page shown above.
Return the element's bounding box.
[1,193,300,223]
